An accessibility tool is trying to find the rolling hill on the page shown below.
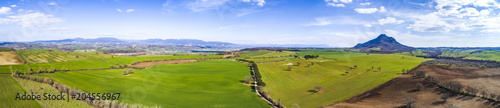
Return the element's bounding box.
[354,34,415,53]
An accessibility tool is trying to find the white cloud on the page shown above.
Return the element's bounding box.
[325,0,351,7]
[306,16,369,26]
[10,5,17,8]
[379,6,386,12]
[126,9,135,12]
[360,2,371,6]
[354,8,378,14]
[0,7,12,15]
[116,9,122,12]
[49,2,57,6]
[325,0,352,4]
[187,0,266,12]
[378,17,404,25]
[7,12,63,28]
[354,6,386,14]
[363,24,372,27]
[242,0,266,7]
[327,3,345,7]
[306,17,332,26]
[404,0,500,32]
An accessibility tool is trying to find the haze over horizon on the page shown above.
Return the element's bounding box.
[1,0,500,47]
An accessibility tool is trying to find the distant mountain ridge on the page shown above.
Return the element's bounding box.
[353,34,416,52]
[35,37,234,46]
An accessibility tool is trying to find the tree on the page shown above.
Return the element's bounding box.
[128,68,134,74]
[465,86,478,95]
[497,95,500,101]
[75,55,79,58]
[371,66,374,70]
[403,98,416,108]
[122,70,128,75]
[415,71,426,78]
[490,93,496,100]
[311,62,314,65]
[43,77,53,85]
[402,69,406,74]
[353,65,357,69]
[441,93,450,102]
[244,76,253,84]
[307,64,311,67]
[314,85,323,92]
[444,103,458,108]
[377,67,381,71]
[297,62,301,66]
[448,82,463,92]
[416,83,423,91]
[345,71,349,75]
[288,66,292,71]
[481,91,488,98]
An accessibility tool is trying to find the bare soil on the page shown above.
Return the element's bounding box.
[0,51,23,65]
[327,65,500,108]
[129,59,199,69]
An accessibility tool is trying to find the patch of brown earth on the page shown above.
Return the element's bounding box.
[0,51,23,65]
[327,65,500,108]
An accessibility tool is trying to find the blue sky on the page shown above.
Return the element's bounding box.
[1,0,500,47]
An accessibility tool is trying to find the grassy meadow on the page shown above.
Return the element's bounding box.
[36,60,269,107]
[256,54,428,107]
[0,51,222,73]
[16,78,91,108]
[15,50,112,64]
[465,51,500,61]
[0,74,41,108]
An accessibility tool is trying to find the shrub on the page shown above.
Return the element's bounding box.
[314,85,323,92]
[244,76,253,84]
[43,77,53,85]
[403,98,416,108]
[128,68,134,74]
[416,83,423,91]
[123,70,128,75]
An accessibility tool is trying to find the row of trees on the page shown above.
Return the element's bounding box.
[237,59,285,108]
[11,67,67,76]
[421,58,500,68]
[420,73,500,102]
[122,68,134,75]
[13,72,159,108]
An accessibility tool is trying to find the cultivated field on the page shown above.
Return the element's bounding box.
[0,52,222,73]
[330,65,500,108]
[36,60,269,107]
[256,54,428,107]
[15,50,112,64]
[0,51,23,65]
[0,74,41,108]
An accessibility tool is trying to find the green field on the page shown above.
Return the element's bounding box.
[0,53,222,73]
[36,60,269,107]
[297,51,369,58]
[257,54,428,107]
[0,74,41,108]
[237,50,273,58]
[255,51,296,57]
[246,57,295,63]
[465,51,500,61]
[16,78,91,108]
[0,47,14,51]
[15,50,113,64]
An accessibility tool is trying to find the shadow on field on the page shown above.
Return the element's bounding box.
[307,90,317,93]
[406,89,420,93]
